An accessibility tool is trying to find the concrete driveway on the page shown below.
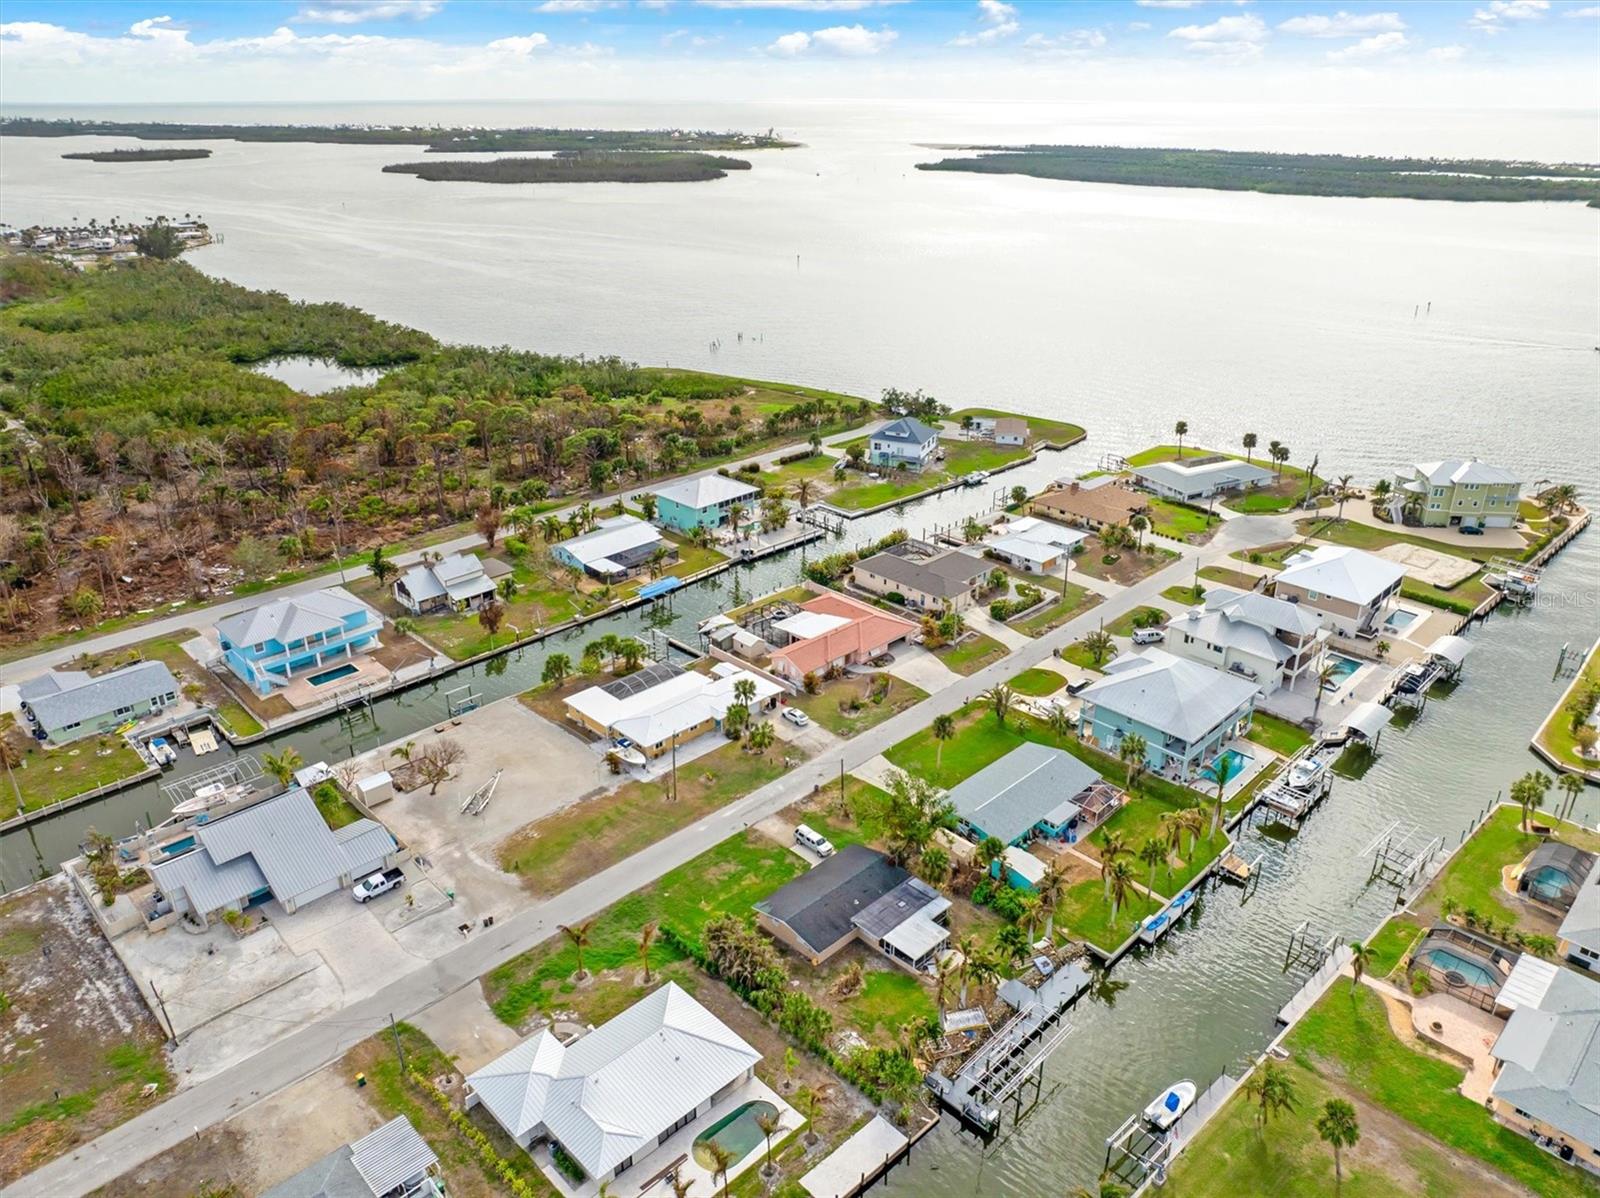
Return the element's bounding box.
[885,644,960,693]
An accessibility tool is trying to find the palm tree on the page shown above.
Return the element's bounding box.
[1174,420,1189,458]
[1334,473,1355,521]
[1047,704,1074,745]
[746,721,775,755]
[1082,628,1115,666]
[956,935,979,1006]
[1118,733,1148,794]
[998,923,1030,966]
[1137,838,1165,909]
[1310,660,1339,725]
[1348,940,1373,992]
[262,747,303,787]
[1129,512,1149,551]
[985,683,1015,727]
[1512,769,1552,831]
[977,835,1007,881]
[790,1086,824,1145]
[1267,439,1285,478]
[1106,859,1135,922]
[1245,1058,1298,1129]
[755,1109,782,1177]
[1316,1098,1360,1185]
[931,713,956,769]
[793,478,815,508]
[733,677,757,706]
[1016,888,1042,939]
[671,1175,696,1198]
[1558,772,1585,822]
[1242,432,1258,464]
[1100,830,1130,899]
[726,502,747,539]
[934,953,959,1016]
[706,1142,735,1197]
[1037,860,1067,939]
[638,920,658,983]
[1208,750,1242,839]
[560,918,596,980]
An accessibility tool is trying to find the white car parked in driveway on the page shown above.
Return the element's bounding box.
[1132,628,1165,645]
[782,708,810,727]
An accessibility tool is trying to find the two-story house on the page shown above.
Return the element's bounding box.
[868,417,940,472]
[216,589,383,696]
[1397,459,1522,529]
[1270,545,1407,640]
[651,474,762,534]
[1164,586,1328,694]
[1077,648,1259,782]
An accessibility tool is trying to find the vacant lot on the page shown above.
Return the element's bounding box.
[790,674,928,736]
[936,630,1008,675]
[0,876,171,1185]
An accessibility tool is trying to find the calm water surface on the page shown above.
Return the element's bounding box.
[2,99,1597,1192]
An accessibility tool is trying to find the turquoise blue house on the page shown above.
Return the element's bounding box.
[652,473,762,533]
[868,417,940,471]
[216,589,382,696]
[1077,648,1259,783]
[947,741,1109,848]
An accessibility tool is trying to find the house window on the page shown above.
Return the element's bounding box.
[114,705,134,717]
[1307,590,1321,600]
[1427,503,1441,511]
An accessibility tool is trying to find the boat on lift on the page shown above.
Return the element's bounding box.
[1143,1080,1198,1131]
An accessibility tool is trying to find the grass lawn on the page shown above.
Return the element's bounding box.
[1411,805,1600,935]
[1363,914,1426,979]
[1127,445,1322,515]
[498,739,802,896]
[762,450,842,493]
[943,440,1031,473]
[1292,516,1493,564]
[1105,605,1169,637]
[1072,541,1180,585]
[1166,985,1596,1198]
[1013,582,1100,636]
[486,830,808,1027]
[1054,877,1148,955]
[1535,639,1600,771]
[726,583,813,621]
[937,631,1008,675]
[0,714,149,813]
[948,408,1086,447]
[790,675,928,737]
[1147,498,1218,542]
[1007,667,1067,696]
[1200,565,1263,591]
[1162,583,1207,605]
[71,630,265,738]
[310,780,365,829]
[827,473,949,511]
[1058,640,1114,671]
[798,778,896,851]
[1245,712,1313,757]
[1083,791,1228,894]
[845,969,939,1041]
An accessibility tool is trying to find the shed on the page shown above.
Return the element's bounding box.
[355,771,395,806]
[995,846,1048,891]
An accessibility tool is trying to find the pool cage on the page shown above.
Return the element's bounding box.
[1404,924,1518,1013]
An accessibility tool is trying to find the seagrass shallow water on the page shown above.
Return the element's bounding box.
[2,97,1597,1192]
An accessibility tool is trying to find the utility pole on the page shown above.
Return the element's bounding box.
[149,979,176,1043]
[390,1013,407,1073]
[839,758,846,809]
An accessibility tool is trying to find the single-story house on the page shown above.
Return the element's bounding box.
[466,983,760,1187]
[1487,964,1600,1167]
[766,592,918,684]
[1131,457,1275,503]
[262,1116,441,1198]
[1271,545,1407,640]
[945,741,1118,847]
[393,552,496,614]
[985,515,1089,576]
[994,845,1048,892]
[1163,587,1327,693]
[550,515,673,582]
[851,548,990,612]
[146,787,399,925]
[563,660,780,756]
[216,588,383,696]
[867,417,940,472]
[1558,854,1600,972]
[1077,647,1259,781]
[755,844,952,973]
[652,474,762,533]
[1398,459,1522,529]
[1030,480,1150,533]
[18,660,179,744]
[1518,843,1597,913]
[993,417,1029,447]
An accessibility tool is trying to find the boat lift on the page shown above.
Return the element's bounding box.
[1485,556,1542,604]
[1364,821,1443,891]
[443,682,480,719]
[159,755,266,817]
[459,768,503,817]
[1283,920,1341,975]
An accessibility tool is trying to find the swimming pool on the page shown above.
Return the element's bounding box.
[692,1100,778,1170]
[1525,865,1575,904]
[1322,653,1362,690]
[1201,748,1252,783]
[1418,946,1497,989]
[307,662,359,687]
[1384,609,1419,631]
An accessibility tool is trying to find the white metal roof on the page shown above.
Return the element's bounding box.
[568,665,779,746]
[1427,634,1473,667]
[774,611,853,640]
[467,982,759,1179]
[997,515,1089,551]
[1275,546,1407,607]
[881,912,951,961]
[1340,700,1394,741]
[1133,458,1274,491]
[1498,953,1559,1013]
[1001,845,1047,885]
[1415,459,1520,487]
[555,516,665,569]
[652,473,761,510]
[349,1116,438,1195]
[989,534,1062,566]
[216,588,374,649]
[1079,648,1260,742]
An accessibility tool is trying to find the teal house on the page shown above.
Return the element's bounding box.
[652,473,762,533]
[216,589,382,697]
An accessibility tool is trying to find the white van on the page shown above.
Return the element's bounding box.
[794,824,835,858]
[1132,628,1165,645]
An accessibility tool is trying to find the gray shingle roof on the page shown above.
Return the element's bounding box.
[216,588,373,649]
[1559,854,1600,955]
[855,549,988,598]
[1490,967,1600,1149]
[874,417,939,445]
[945,741,1103,846]
[19,660,177,731]
[755,844,909,956]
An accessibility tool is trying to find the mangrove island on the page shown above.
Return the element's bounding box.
[382,151,753,185]
[60,148,213,163]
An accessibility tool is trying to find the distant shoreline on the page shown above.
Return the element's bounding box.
[61,148,212,164]
[917,144,1600,205]
[383,152,752,185]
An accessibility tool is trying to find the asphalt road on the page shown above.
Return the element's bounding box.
[4,513,1292,1198]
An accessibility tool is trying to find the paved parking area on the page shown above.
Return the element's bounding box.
[885,644,960,693]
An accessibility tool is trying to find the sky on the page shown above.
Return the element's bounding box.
[1,0,1597,107]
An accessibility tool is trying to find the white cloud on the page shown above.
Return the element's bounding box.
[1469,0,1550,31]
[1168,12,1267,57]
[1022,28,1107,57]
[1426,43,1468,59]
[293,1,442,24]
[950,0,1019,46]
[1326,30,1407,59]
[1128,21,1152,31]
[766,22,895,54]
[485,33,550,55]
[1136,0,1203,8]
[1562,3,1600,14]
[536,1,621,11]
[701,1,900,9]
[1278,11,1405,37]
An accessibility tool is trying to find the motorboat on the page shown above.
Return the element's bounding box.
[1286,753,1327,792]
[148,737,178,767]
[611,740,647,768]
[171,780,244,817]
[962,470,989,487]
[1139,889,1197,943]
[1143,1080,1198,1131]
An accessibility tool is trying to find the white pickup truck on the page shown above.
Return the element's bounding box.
[351,867,405,903]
